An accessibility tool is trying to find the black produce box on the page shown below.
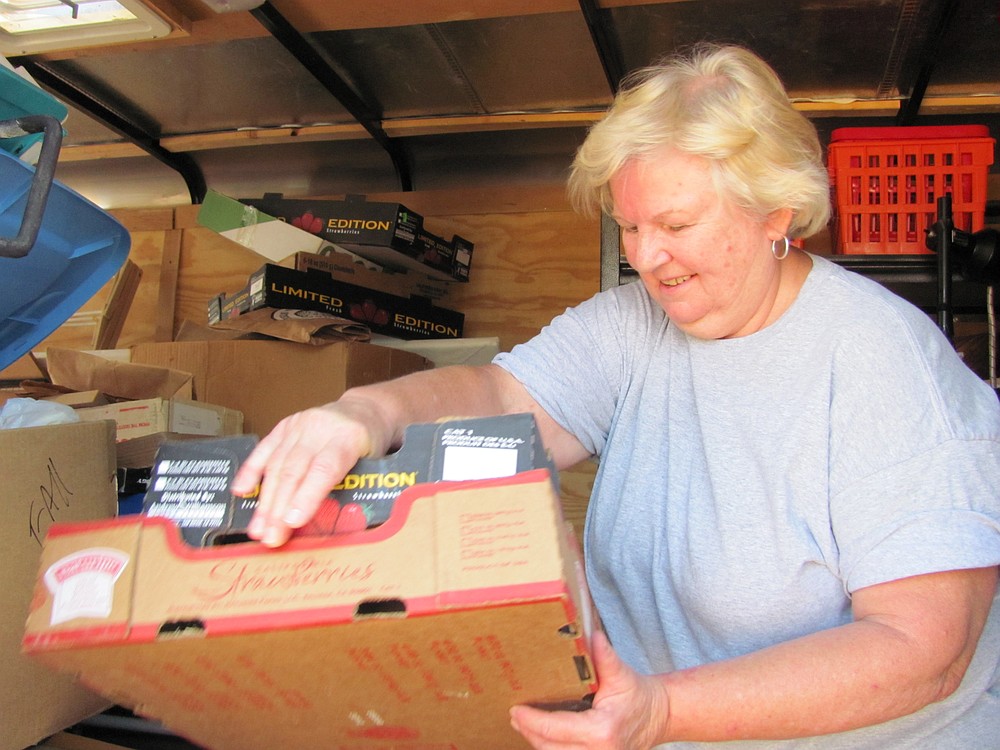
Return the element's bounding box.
[414,229,473,282]
[210,264,464,340]
[244,193,422,251]
[244,193,473,282]
[142,414,556,547]
[207,284,251,324]
[291,249,453,302]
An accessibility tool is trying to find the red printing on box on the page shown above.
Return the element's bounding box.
[29,470,580,644]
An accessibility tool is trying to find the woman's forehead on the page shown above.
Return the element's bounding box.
[611,151,719,217]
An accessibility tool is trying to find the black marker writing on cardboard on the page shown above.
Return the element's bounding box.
[28,458,74,547]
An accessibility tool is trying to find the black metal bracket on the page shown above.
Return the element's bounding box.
[250,1,413,192]
[895,0,959,125]
[929,194,955,339]
[578,0,627,94]
[12,59,207,204]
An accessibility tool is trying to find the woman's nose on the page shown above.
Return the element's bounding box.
[627,228,671,271]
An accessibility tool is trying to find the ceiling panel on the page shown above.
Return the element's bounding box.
[48,36,356,141]
[610,0,929,99]
[308,12,611,119]
[924,0,1000,95]
[10,0,995,208]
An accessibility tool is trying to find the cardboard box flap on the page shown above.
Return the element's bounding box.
[47,348,193,401]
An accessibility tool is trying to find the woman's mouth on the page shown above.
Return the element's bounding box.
[661,275,692,287]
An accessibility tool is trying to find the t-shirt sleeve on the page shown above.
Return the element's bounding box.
[493,284,649,456]
[835,439,1000,593]
[827,288,1000,591]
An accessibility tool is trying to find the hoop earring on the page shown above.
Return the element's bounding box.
[771,236,790,260]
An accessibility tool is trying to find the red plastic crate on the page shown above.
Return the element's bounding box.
[827,125,994,254]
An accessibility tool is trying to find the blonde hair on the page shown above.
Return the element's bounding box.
[568,43,831,239]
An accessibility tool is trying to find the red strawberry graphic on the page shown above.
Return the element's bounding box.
[333,503,368,534]
[350,299,389,326]
[298,498,341,535]
[291,211,323,235]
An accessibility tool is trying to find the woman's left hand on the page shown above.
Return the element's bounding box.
[509,631,670,749]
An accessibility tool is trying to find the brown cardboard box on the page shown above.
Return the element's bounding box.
[24,470,596,750]
[1,420,117,750]
[130,340,430,436]
[76,397,245,469]
[76,398,244,443]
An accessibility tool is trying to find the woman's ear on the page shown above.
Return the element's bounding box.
[765,208,794,240]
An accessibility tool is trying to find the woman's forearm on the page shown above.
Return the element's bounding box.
[342,363,590,468]
[339,364,518,456]
[656,568,996,744]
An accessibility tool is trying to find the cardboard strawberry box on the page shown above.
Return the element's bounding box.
[211,263,465,340]
[245,193,423,254]
[245,193,474,283]
[23,469,597,750]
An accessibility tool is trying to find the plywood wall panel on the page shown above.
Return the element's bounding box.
[29,221,170,352]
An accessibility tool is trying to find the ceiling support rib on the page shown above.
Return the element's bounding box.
[17,60,207,205]
[250,1,413,192]
[578,0,627,94]
[895,0,959,125]
[876,0,923,99]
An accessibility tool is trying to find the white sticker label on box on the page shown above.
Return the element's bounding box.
[44,548,130,625]
[441,445,519,481]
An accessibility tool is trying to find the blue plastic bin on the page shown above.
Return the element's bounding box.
[0,65,68,158]
[0,148,131,370]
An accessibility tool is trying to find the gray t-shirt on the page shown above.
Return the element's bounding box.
[495,254,1000,748]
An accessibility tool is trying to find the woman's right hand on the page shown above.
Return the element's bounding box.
[230,363,583,547]
[232,397,386,547]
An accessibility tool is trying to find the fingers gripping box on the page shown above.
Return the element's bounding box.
[23,469,597,750]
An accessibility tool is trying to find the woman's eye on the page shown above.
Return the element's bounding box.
[620,225,638,235]
[666,224,689,233]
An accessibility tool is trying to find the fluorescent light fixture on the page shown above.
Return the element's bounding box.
[0,0,171,55]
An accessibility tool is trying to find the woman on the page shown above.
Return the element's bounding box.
[233,44,1000,748]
